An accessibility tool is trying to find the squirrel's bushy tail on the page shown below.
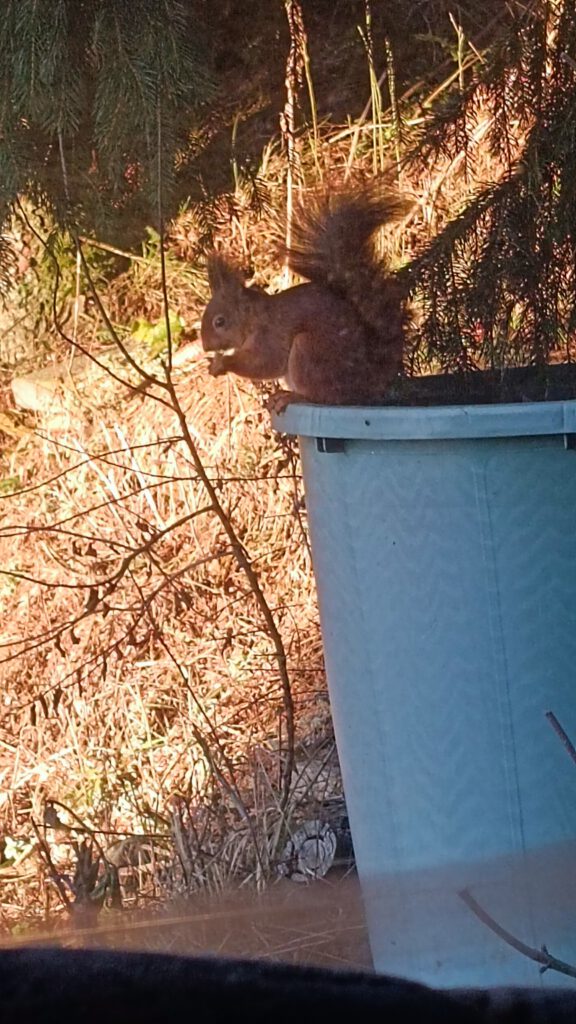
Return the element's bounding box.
[286,182,403,284]
[284,181,407,352]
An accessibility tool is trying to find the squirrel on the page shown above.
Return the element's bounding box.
[200,182,407,408]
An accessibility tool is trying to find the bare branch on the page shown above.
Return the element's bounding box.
[545,710,576,770]
[459,888,576,979]
[163,378,296,813]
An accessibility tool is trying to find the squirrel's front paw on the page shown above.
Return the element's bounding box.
[266,389,295,414]
[208,353,228,377]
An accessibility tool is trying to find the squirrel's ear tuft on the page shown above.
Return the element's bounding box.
[206,254,247,295]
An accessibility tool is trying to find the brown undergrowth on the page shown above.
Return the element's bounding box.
[0,216,338,931]
[0,9,524,932]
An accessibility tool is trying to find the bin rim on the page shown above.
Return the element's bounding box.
[271,398,576,442]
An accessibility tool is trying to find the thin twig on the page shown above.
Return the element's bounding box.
[59,127,161,388]
[76,240,166,391]
[0,436,181,500]
[545,710,576,769]
[133,580,268,877]
[281,0,305,287]
[15,199,171,407]
[31,819,73,912]
[164,380,296,814]
[459,888,576,978]
[156,89,173,374]
[78,236,148,263]
[43,799,111,866]
[152,103,297,815]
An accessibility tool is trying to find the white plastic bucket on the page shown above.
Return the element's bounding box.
[273,400,576,988]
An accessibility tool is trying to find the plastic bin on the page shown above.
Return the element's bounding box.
[273,400,576,988]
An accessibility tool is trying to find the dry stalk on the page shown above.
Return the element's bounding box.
[459,888,576,980]
[162,381,296,817]
[156,113,297,822]
[281,0,306,285]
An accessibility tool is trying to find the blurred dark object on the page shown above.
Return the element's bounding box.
[394,363,576,407]
[1,947,576,1023]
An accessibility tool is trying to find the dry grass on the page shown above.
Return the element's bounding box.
[0,271,336,932]
[0,33,522,933]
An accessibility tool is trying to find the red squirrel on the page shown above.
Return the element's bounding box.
[201,183,407,407]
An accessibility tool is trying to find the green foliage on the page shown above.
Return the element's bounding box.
[0,0,213,235]
[0,477,20,495]
[2,0,86,136]
[0,202,115,366]
[1,835,34,866]
[131,312,185,357]
[405,1,576,373]
[35,220,110,299]
[91,0,212,198]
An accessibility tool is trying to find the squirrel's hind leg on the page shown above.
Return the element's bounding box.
[287,329,369,405]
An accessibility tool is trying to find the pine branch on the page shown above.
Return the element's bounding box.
[0,0,213,238]
[405,0,576,374]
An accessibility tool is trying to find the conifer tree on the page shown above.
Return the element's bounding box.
[405,0,576,375]
[0,0,212,282]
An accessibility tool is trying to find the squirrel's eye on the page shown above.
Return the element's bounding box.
[213,315,226,330]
